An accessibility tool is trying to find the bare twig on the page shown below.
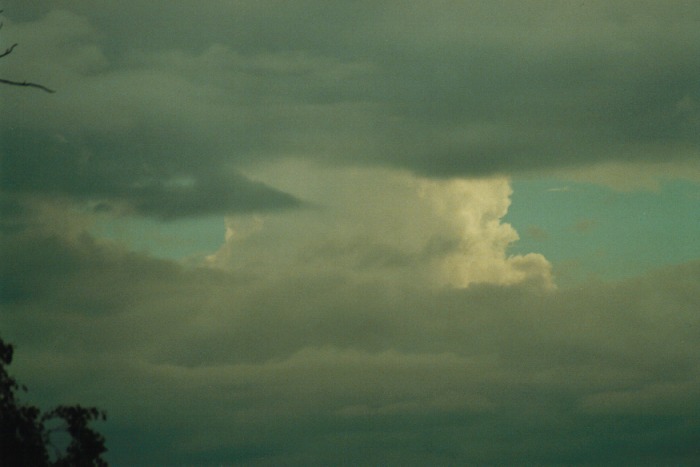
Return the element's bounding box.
[0,78,55,93]
[0,11,56,93]
[0,43,17,58]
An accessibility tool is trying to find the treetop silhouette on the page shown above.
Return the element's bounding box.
[0,337,108,466]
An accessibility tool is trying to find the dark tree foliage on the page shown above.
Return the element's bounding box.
[0,337,108,466]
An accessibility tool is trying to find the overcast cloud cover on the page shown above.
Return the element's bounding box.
[1,1,699,465]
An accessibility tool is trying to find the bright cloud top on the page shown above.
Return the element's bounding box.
[205,164,552,289]
[419,177,552,288]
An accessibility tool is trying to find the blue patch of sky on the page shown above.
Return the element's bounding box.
[92,215,226,261]
[504,178,700,283]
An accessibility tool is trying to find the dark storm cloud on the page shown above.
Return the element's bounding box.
[0,127,299,219]
[1,7,305,219]
[91,0,700,178]
[2,1,699,221]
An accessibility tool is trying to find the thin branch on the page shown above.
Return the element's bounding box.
[0,12,56,93]
[0,78,55,93]
[0,42,17,58]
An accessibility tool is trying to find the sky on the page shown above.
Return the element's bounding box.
[1,1,699,465]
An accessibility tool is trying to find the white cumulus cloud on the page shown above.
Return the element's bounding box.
[205,162,553,289]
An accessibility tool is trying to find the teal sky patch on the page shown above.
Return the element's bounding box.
[505,178,700,284]
[92,215,226,261]
[93,178,700,287]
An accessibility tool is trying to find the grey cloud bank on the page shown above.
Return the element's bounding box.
[2,1,699,219]
[1,207,699,464]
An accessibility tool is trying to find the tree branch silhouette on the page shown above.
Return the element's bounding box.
[0,11,55,93]
[0,77,55,93]
[1,42,18,57]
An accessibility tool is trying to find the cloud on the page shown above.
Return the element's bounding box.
[204,163,552,289]
[2,1,700,223]
[2,180,699,464]
[419,177,553,288]
[1,10,302,219]
[3,221,700,464]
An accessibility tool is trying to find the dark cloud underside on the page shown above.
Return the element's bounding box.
[1,1,698,219]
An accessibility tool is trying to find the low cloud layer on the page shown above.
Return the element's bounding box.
[1,200,699,464]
